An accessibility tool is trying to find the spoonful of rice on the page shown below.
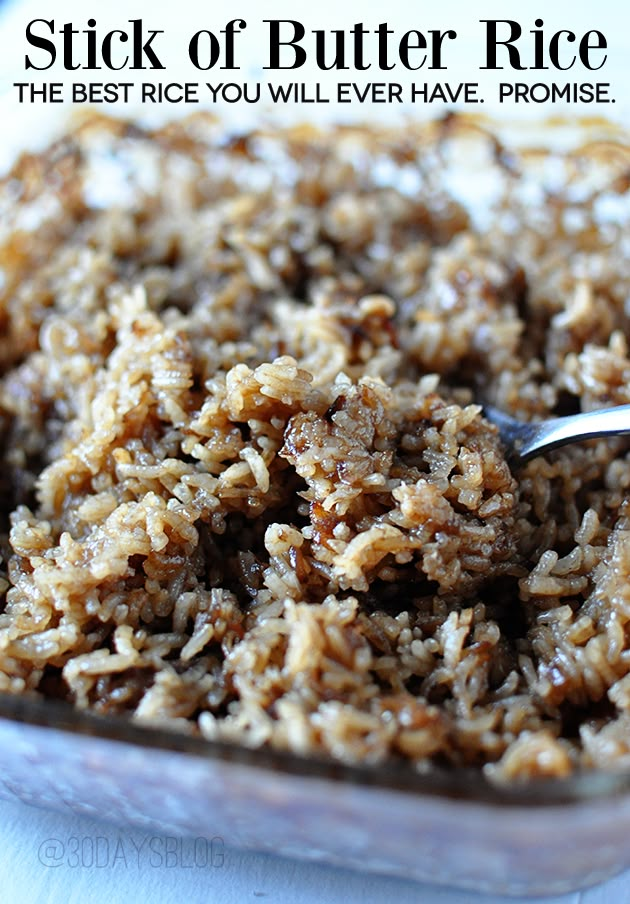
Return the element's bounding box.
[484,403,630,464]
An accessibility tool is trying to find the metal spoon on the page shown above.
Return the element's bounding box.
[483,403,630,465]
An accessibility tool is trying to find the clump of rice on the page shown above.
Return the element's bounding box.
[1,114,630,781]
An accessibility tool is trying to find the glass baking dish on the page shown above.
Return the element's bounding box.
[1,96,630,899]
[1,690,630,897]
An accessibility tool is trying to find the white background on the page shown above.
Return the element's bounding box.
[1,0,629,168]
[1,0,630,901]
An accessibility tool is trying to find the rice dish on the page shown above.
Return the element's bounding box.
[1,114,630,782]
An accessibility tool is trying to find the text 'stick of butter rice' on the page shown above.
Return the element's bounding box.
[1,114,630,782]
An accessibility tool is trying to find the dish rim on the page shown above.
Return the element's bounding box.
[3,690,629,808]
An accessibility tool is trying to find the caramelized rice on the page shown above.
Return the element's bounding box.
[1,115,630,781]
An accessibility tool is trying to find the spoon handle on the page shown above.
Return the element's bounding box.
[484,403,630,464]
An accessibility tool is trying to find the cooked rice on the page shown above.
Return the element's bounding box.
[1,114,630,781]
